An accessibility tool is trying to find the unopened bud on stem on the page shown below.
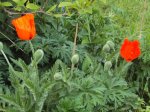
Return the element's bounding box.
[33,49,44,63]
[102,44,110,52]
[106,40,115,49]
[54,72,63,80]
[104,61,112,71]
[71,54,79,64]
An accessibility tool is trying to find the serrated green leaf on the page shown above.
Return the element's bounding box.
[36,82,55,112]
[0,108,5,111]
[0,94,25,112]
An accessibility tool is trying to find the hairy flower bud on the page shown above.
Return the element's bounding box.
[102,44,110,52]
[54,72,63,80]
[34,49,44,63]
[106,40,115,49]
[71,54,79,64]
[104,61,112,71]
[0,42,3,51]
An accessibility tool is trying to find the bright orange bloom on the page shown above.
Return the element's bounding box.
[12,13,36,40]
[120,38,141,62]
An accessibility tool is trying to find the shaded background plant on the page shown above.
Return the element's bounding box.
[0,0,150,112]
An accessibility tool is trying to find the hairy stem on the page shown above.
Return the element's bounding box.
[1,50,11,66]
[29,40,35,55]
[70,23,79,78]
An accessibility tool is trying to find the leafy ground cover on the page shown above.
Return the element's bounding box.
[0,0,150,112]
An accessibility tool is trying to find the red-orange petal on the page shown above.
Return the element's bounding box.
[12,13,36,40]
[120,38,141,62]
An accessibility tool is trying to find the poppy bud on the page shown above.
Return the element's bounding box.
[104,61,112,71]
[0,42,3,51]
[33,49,44,63]
[54,72,63,80]
[106,40,115,49]
[102,44,110,52]
[71,54,79,64]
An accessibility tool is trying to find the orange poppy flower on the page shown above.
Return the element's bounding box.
[120,38,141,62]
[12,13,36,40]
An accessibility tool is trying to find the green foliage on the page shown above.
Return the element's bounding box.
[0,48,140,112]
[0,49,55,112]
[0,0,150,112]
[44,54,140,112]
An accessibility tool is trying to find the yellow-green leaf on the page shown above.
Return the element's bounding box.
[0,2,13,7]
[82,37,90,44]
[13,0,26,6]
[101,0,107,4]
[58,2,73,7]
[53,14,62,18]
[13,6,22,11]
[26,3,40,10]
[46,5,57,13]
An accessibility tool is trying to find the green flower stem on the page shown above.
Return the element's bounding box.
[29,40,35,55]
[29,41,39,83]
[70,23,78,79]
[1,50,11,66]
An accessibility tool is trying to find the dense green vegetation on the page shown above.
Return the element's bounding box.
[0,0,150,112]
